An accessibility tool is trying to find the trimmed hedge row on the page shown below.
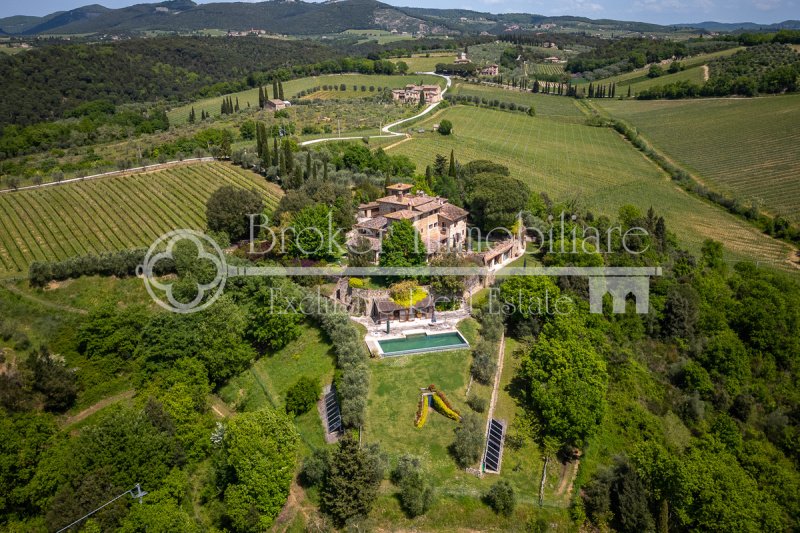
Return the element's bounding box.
[28,249,173,288]
[308,303,369,429]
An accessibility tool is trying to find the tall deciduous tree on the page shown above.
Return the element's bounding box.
[206,185,264,242]
[379,220,427,268]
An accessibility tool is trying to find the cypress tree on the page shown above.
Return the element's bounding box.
[627,85,632,98]
[323,160,328,181]
[448,149,456,177]
[284,141,293,173]
[278,81,285,101]
[418,89,425,107]
[188,107,195,124]
[279,143,286,176]
[313,161,318,180]
[588,83,594,98]
[256,122,263,158]
[235,97,240,112]
[305,151,312,181]
[273,137,279,166]
[272,80,279,100]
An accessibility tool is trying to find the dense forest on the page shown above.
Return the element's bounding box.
[0,37,341,129]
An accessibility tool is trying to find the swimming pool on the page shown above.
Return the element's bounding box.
[377,330,470,356]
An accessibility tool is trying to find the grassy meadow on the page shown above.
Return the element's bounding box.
[600,94,800,223]
[0,161,282,278]
[450,81,586,123]
[168,73,446,125]
[387,103,793,269]
[391,53,457,73]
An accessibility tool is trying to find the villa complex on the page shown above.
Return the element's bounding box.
[351,183,468,261]
[391,84,443,104]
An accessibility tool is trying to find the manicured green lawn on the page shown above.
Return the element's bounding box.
[363,319,567,529]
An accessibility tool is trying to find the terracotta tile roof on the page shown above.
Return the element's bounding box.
[376,195,407,205]
[439,203,468,221]
[385,209,417,220]
[347,235,381,252]
[358,201,379,210]
[355,216,388,230]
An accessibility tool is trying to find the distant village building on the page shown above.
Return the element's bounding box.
[544,56,562,63]
[480,64,499,76]
[351,183,468,261]
[454,51,471,64]
[391,84,442,104]
[266,99,289,111]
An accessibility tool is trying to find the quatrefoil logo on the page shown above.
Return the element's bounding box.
[138,229,228,313]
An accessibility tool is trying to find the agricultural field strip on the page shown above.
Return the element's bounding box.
[9,193,75,261]
[0,163,278,275]
[96,178,179,243]
[600,97,800,220]
[69,182,134,250]
[20,191,88,259]
[0,196,49,263]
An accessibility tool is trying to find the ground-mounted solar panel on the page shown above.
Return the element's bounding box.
[483,419,506,473]
[324,386,343,435]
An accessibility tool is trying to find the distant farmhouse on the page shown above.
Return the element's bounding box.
[351,183,468,262]
[266,99,290,111]
[454,51,471,64]
[480,64,499,76]
[391,84,442,104]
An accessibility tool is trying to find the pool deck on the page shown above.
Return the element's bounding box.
[357,308,471,357]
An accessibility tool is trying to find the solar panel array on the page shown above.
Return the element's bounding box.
[324,387,342,435]
[484,419,505,473]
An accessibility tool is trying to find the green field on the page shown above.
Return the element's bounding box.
[450,82,585,123]
[0,161,282,278]
[168,73,446,125]
[392,53,456,73]
[600,95,800,223]
[343,29,415,45]
[387,104,793,268]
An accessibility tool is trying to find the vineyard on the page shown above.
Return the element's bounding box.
[530,63,566,76]
[168,74,445,125]
[0,161,282,278]
[600,94,800,223]
[387,105,793,268]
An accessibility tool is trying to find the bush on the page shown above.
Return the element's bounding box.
[486,480,516,516]
[432,393,461,421]
[438,119,453,135]
[348,277,365,289]
[285,376,321,416]
[471,340,497,385]
[301,447,330,487]
[451,413,485,467]
[467,394,487,413]
[415,395,429,428]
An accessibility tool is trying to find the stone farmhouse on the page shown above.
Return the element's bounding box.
[351,183,468,262]
[480,64,499,76]
[391,84,442,104]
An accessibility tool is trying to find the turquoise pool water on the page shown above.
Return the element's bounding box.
[378,331,469,356]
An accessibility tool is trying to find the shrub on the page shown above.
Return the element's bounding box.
[285,376,321,416]
[432,393,461,421]
[348,277,365,289]
[438,119,453,135]
[451,413,485,467]
[389,280,427,307]
[471,340,497,385]
[467,394,487,413]
[300,447,330,487]
[486,480,516,516]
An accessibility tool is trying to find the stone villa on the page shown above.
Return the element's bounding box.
[351,183,468,262]
[391,84,442,104]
